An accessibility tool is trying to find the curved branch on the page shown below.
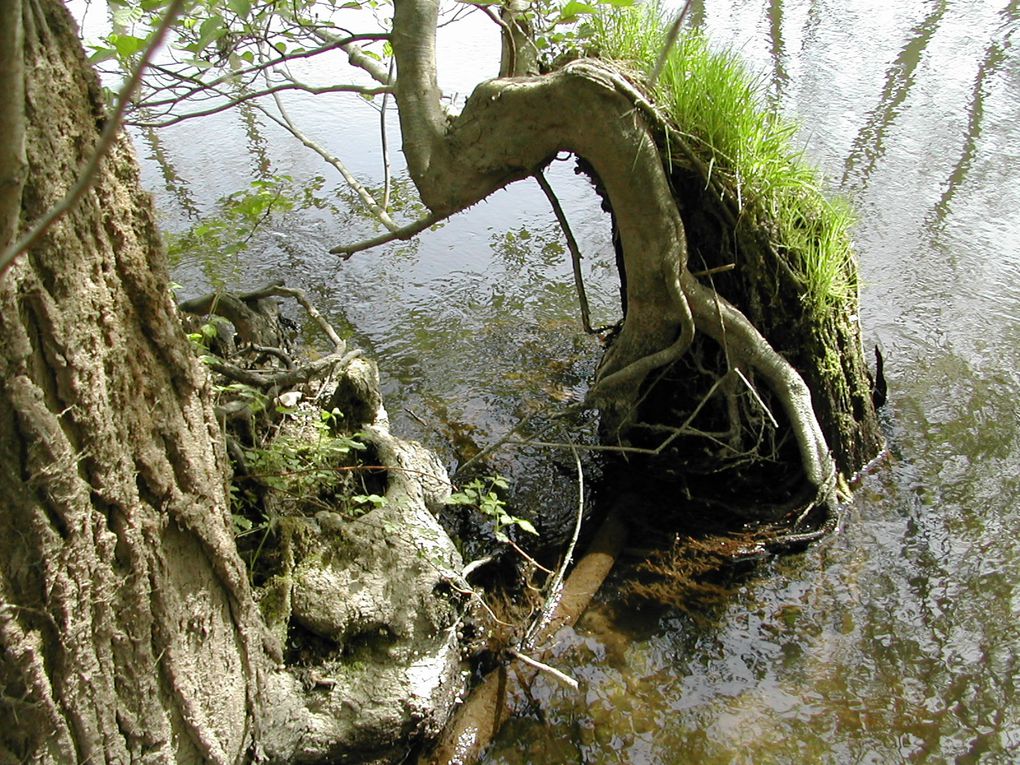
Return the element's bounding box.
[128,81,391,128]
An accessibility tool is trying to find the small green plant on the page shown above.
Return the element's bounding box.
[591,3,858,316]
[448,475,538,543]
[240,409,367,503]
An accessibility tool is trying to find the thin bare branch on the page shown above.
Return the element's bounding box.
[128,81,390,128]
[525,428,586,647]
[534,170,609,335]
[507,648,579,690]
[380,58,395,211]
[456,407,555,475]
[0,0,187,279]
[257,91,399,231]
[329,211,446,257]
[734,367,779,428]
[133,33,390,110]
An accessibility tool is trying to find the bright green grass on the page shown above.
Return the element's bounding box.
[591,5,857,315]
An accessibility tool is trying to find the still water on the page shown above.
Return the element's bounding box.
[87,0,1020,760]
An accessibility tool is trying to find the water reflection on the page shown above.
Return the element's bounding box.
[841,0,950,189]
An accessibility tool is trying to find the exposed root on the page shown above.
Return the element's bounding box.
[680,271,837,508]
[589,272,695,412]
[591,263,836,513]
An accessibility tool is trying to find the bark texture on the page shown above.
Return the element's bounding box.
[0,2,263,761]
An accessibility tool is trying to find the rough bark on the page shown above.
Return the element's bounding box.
[0,13,471,761]
[0,3,264,761]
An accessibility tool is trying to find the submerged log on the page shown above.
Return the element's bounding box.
[420,505,630,765]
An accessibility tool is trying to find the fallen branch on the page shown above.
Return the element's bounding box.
[506,648,578,690]
[419,504,629,765]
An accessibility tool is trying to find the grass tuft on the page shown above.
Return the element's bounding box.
[590,5,857,315]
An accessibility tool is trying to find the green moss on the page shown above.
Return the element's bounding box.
[257,574,293,645]
[591,5,858,317]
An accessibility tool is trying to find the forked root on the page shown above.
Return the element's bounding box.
[680,271,837,506]
[591,268,837,510]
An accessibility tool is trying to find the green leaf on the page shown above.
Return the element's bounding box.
[559,0,597,20]
[515,518,539,536]
[110,33,146,58]
[89,47,119,64]
[227,0,252,18]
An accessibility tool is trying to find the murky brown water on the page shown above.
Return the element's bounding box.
[76,0,1020,760]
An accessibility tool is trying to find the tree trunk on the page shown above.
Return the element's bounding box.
[0,2,264,761]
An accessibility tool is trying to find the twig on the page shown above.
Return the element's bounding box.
[462,555,497,579]
[127,82,391,128]
[505,539,554,575]
[535,170,608,335]
[509,371,735,459]
[0,0,187,278]
[525,428,585,647]
[734,367,779,428]
[380,57,395,211]
[329,211,446,257]
[507,648,579,690]
[264,91,399,232]
[130,34,388,110]
[690,263,735,277]
[456,408,554,475]
[648,0,695,88]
